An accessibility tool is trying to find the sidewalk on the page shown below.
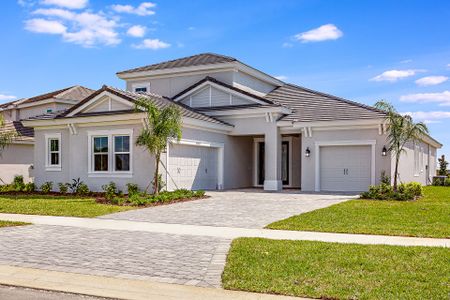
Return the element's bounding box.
[0,265,303,300]
[0,213,448,247]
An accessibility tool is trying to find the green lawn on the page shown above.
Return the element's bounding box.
[0,220,28,227]
[0,195,136,217]
[267,186,450,238]
[223,238,450,300]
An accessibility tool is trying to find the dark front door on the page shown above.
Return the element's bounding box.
[257,141,290,186]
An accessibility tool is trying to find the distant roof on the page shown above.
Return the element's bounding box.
[0,86,95,110]
[117,53,237,75]
[0,120,34,142]
[42,85,233,127]
[265,84,387,123]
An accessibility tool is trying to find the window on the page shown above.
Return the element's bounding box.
[88,130,133,176]
[45,133,61,171]
[114,136,130,171]
[134,87,147,93]
[46,108,53,113]
[132,82,150,93]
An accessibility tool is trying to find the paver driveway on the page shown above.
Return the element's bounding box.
[99,189,353,228]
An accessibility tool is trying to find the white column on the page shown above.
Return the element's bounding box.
[217,146,224,190]
[264,125,282,191]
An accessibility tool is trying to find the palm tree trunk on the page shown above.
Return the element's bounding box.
[393,153,400,191]
[154,152,161,195]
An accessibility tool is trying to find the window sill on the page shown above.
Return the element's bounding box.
[45,166,62,172]
[88,172,133,178]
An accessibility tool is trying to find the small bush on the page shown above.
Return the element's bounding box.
[68,178,83,194]
[432,177,445,186]
[111,196,125,205]
[76,183,90,195]
[13,175,25,191]
[126,183,139,196]
[23,182,35,193]
[129,194,147,206]
[361,182,422,201]
[40,181,53,193]
[58,183,69,194]
[102,182,117,201]
[444,177,450,187]
[194,190,205,197]
[380,171,390,185]
[151,174,166,193]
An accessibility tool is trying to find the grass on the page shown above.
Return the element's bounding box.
[267,186,450,238]
[222,238,450,300]
[0,220,28,227]
[0,194,136,217]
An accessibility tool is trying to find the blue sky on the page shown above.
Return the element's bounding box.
[1,0,449,158]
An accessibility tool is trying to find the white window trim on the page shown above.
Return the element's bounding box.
[131,82,150,93]
[45,133,62,171]
[87,129,133,178]
[314,140,376,192]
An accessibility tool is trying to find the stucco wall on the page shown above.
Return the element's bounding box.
[394,140,435,185]
[0,143,33,183]
[301,128,392,191]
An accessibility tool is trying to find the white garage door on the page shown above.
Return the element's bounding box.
[168,144,218,191]
[320,145,371,192]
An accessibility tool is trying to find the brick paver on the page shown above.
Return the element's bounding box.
[100,190,351,228]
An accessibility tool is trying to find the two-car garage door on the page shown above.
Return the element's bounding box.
[167,144,218,191]
[320,145,371,192]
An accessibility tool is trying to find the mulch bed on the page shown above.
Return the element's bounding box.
[95,195,209,207]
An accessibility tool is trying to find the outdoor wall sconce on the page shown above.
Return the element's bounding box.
[382,146,387,156]
[305,147,311,157]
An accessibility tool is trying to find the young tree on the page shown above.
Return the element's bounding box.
[438,155,448,176]
[135,98,182,194]
[375,100,429,190]
[0,115,15,156]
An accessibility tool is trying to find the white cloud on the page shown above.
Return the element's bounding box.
[127,25,146,37]
[111,2,155,16]
[0,94,17,101]
[132,38,170,50]
[370,69,423,82]
[30,8,120,47]
[275,75,288,81]
[295,24,343,43]
[415,76,448,87]
[41,0,88,9]
[25,18,67,34]
[400,91,450,106]
[402,111,450,124]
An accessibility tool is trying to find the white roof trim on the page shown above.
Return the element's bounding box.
[66,91,133,117]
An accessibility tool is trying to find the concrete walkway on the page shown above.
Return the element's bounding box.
[0,265,302,300]
[0,213,448,247]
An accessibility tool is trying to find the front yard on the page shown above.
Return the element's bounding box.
[0,195,136,217]
[268,186,450,238]
[223,238,450,300]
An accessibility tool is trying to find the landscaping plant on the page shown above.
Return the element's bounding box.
[13,175,25,191]
[374,101,428,191]
[126,183,140,196]
[438,154,448,176]
[102,182,118,201]
[135,98,182,194]
[76,183,90,195]
[40,182,53,193]
[23,182,35,193]
[68,178,83,194]
[58,182,69,194]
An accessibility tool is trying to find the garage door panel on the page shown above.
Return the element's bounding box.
[168,144,218,191]
[320,145,371,192]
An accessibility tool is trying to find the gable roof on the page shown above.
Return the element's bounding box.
[265,84,387,123]
[172,76,275,105]
[117,53,237,75]
[58,85,232,127]
[0,120,34,142]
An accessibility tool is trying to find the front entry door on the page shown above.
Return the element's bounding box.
[257,141,289,186]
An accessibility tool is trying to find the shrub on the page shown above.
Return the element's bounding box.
[76,183,90,195]
[13,175,25,191]
[40,181,53,193]
[432,177,442,186]
[23,182,35,193]
[444,177,450,187]
[361,183,393,200]
[68,178,83,193]
[194,190,205,197]
[129,194,147,206]
[102,182,117,201]
[361,182,422,201]
[380,171,390,185]
[58,182,69,194]
[151,174,166,193]
[126,183,139,196]
[110,196,125,205]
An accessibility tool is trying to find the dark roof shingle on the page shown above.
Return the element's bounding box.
[117,53,237,75]
[0,121,34,141]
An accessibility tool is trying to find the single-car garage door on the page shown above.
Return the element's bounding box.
[320,145,371,192]
[168,144,218,190]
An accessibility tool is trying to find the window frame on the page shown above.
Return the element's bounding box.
[131,82,150,93]
[113,135,131,172]
[45,133,62,171]
[88,129,133,178]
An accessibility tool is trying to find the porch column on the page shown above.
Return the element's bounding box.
[264,126,282,191]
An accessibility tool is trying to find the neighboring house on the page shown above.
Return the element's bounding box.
[21,53,442,192]
[0,86,94,183]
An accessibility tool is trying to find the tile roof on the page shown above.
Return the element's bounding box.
[0,120,34,141]
[56,85,233,127]
[117,53,237,75]
[264,84,387,122]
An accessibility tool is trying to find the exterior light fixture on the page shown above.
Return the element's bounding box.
[305,147,311,157]
[382,146,387,156]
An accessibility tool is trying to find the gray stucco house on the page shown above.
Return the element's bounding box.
[2,53,442,192]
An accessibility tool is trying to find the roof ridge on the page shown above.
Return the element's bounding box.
[283,83,387,115]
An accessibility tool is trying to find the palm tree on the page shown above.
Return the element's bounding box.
[375,100,429,190]
[135,98,182,194]
[0,115,15,157]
